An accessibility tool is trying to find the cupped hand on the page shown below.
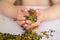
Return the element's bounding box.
[23,9,44,30]
[16,8,45,30]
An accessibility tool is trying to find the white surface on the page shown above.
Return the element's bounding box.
[0,14,24,35]
[34,19,60,40]
[0,6,60,40]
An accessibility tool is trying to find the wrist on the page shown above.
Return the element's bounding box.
[41,10,48,21]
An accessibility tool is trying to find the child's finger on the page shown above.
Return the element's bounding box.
[35,9,41,16]
[16,21,25,25]
[31,22,39,27]
[21,7,27,12]
[17,16,26,21]
[25,20,32,25]
[23,24,29,28]
[27,22,40,29]
[18,7,28,17]
[21,8,29,16]
[36,9,40,13]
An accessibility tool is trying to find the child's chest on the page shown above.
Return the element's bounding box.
[23,0,50,6]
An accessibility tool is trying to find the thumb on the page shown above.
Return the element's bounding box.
[21,8,29,16]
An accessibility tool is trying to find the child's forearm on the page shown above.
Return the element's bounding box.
[2,7,18,19]
[0,1,18,19]
[43,4,60,20]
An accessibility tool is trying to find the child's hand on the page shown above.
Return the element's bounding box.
[16,8,29,25]
[16,9,45,30]
[23,9,43,29]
